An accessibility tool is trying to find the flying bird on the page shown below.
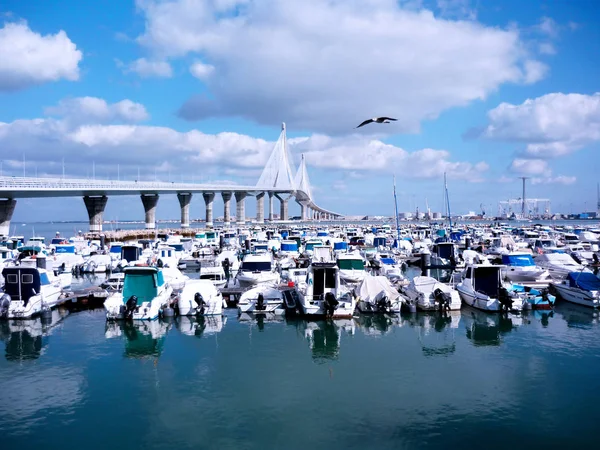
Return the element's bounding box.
[356,117,398,128]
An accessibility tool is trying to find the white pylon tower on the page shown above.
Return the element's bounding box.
[294,154,313,201]
[256,122,296,191]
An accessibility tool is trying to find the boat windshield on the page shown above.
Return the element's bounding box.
[473,267,501,298]
[123,271,158,305]
[338,259,365,270]
[200,274,222,281]
[241,261,271,272]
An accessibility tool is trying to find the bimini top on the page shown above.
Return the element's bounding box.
[501,253,535,267]
[567,272,600,291]
[122,266,165,305]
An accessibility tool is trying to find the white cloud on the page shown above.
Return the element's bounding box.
[0,98,487,185]
[0,21,82,91]
[538,42,556,55]
[134,0,545,134]
[190,61,214,80]
[509,158,549,175]
[536,17,559,38]
[45,97,149,125]
[531,175,576,186]
[125,57,173,78]
[479,92,600,157]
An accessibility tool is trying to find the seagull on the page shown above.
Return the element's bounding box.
[356,117,398,128]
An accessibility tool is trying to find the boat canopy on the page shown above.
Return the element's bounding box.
[122,268,164,305]
[380,257,395,265]
[1,267,41,302]
[109,245,122,254]
[501,254,534,267]
[567,272,600,291]
[333,241,348,250]
[55,244,76,254]
[281,241,298,252]
[356,275,400,303]
[373,237,386,247]
[338,259,365,270]
[473,266,502,298]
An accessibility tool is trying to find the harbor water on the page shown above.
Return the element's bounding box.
[1,304,600,449]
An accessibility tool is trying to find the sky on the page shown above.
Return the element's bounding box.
[0,0,599,222]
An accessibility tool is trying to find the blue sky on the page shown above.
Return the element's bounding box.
[0,0,599,222]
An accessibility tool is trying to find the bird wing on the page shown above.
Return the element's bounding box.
[379,117,397,121]
[356,119,373,128]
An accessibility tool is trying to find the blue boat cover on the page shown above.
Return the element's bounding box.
[373,237,386,247]
[55,245,75,254]
[281,242,298,251]
[501,254,534,267]
[567,272,600,291]
[333,242,348,250]
[380,258,395,265]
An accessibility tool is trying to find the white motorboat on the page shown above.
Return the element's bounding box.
[400,276,462,311]
[456,264,523,312]
[337,251,367,284]
[294,262,356,318]
[0,266,64,319]
[104,266,173,321]
[198,262,227,289]
[237,285,286,315]
[81,254,112,273]
[551,271,600,308]
[535,253,590,280]
[355,275,402,313]
[500,253,550,283]
[178,279,223,316]
[160,266,189,291]
[236,253,280,288]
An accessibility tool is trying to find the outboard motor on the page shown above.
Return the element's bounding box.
[323,292,339,318]
[157,259,164,268]
[256,293,266,311]
[433,288,451,311]
[124,295,138,319]
[194,292,206,315]
[0,293,11,319]
[498,287,514,312]
[376,295,391,312]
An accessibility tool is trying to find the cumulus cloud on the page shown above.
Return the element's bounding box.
[125,57,173,78]
[0,97,487,186]
[45,97,149,125]
[190,61,214,80]
[477,92,600,157]
[133,0,545,134]
[509,158,549,175]
[0,21,82,91]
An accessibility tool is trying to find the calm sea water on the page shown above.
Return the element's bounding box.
[1,303,600,450]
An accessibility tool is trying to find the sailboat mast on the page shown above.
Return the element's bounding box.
[444,172,452,229]
[393,175,401,243]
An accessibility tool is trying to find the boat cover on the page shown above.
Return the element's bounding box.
[501,254,534,266]
[356,275,400,304]
[567,272,600,291]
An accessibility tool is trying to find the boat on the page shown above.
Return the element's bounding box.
[198,261,227,289]
[400,276,462,311]
[355,275,402,313]
[535,253,590,280]
[104,266,173,320]
[551,271,600,308]
[177,279,223,316]
[236,253,280,288]
[0,265,65,319]
[336,251,367,284]
[500,253,551,283]
[456,264,524,312]
[237,285,286,315]
[508,284,555,310]
[293,262,356,318]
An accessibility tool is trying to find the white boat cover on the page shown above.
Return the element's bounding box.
[239,285,283,303]
[356,275,401,305]
[408,276,452,296]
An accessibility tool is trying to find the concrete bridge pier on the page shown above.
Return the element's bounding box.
[141,194,159,229]
[83,196,107,233]
[222,192,232,227]
[0,198,16,236]
[203,192,215,227]
[276,194,289,221]
[235,191,246,226]
[177,193,192,228]
[268,192,274,222]
[256,192,265,223]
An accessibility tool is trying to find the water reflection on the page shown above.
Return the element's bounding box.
[176,315,227,337]
[462,308,521,346]
[412,311,461,357]
[287,319,355,363]
[238,312,285,331]
[354,314,400,336]
[555,302,600,328]
[0,308,69,361]
[105,320,171,359]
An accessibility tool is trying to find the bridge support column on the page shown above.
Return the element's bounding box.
[235,191,246,226]
[83,196,107,233]
[222,192,232,227]
[256,192,265,223]
[276,195,289,221]
[268,192,274,222]
[0,199,16,237]
[203,192,215,227]
[177,193,192,228]
[141,194,159,229]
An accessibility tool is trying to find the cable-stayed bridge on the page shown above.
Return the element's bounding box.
[0,123,341,235]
